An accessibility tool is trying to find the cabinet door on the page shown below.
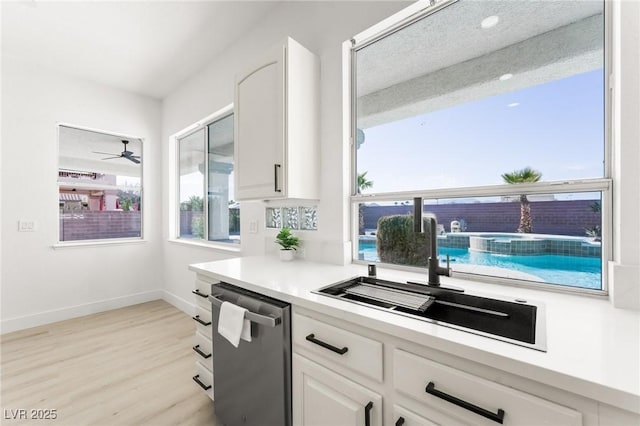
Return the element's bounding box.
[235,43,285,200]
[393,405,440,426]
[293,354,382,426]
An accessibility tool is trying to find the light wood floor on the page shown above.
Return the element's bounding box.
[1,300,220,426]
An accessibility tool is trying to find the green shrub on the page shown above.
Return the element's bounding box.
[191,216,204,239]
[377,215,431,267]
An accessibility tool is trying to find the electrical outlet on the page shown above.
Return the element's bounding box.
[18,220,36,232]
[249,221,259,234]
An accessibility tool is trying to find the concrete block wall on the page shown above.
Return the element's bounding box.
[59,211,142,241]
[363,199,601,237]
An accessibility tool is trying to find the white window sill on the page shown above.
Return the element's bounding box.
[52,238,146,249]
[168,238,242,253]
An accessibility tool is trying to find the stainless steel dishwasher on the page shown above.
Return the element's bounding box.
[209,282,291,426]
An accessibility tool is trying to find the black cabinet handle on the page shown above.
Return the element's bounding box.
[395,417,405,426]
[192,374,212,391]
[192,315,211,326]
[192,345,212,359]
[364,401,373,426]
[305,333,348,355]
[426,381,505,424]
[274,164,282,192]
[192,289,208,299]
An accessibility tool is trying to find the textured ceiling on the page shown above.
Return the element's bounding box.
[356,0,604,128]
[58,125,142,177]
[357,0,604,96]
[1,1,280,99]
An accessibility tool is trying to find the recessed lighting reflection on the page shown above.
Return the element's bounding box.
[508,103,520,108]
[481,15,499,29]
[499,73,513,81]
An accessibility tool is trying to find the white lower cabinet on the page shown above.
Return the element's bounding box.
[192,277,217,400]
[293,353,382,426]
[291,307,590,426]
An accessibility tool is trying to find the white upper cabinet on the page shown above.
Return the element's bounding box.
[234,37,319,200]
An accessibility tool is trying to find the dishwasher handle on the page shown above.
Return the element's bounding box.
[209,294,282,328]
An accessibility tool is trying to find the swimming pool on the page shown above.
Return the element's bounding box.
[358,242,602,290]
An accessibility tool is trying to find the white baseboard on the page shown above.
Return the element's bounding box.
[0,290,163,334]
[161,290,195,316]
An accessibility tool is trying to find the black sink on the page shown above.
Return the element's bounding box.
[314,276,546,351]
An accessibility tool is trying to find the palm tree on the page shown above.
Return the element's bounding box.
[501,167,542,233]
[357,172,373,194]
[357,172,374,234]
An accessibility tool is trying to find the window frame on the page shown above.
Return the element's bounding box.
[174,103,239,248]
[55,122,145,246]
[349,0,613,295]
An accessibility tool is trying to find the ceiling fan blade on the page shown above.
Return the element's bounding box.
[93,151,120,156]
[126,156,141,164]
[101,156,122,160]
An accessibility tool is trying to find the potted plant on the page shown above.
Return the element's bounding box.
[275,227,300,261]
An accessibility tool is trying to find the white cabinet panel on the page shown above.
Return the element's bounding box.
[193,306,212,337]
[194,278,215,310]
[192,278,214,400]
[293,312,383,382]
[193,332,213,371]
[193,360,214,400]
[293,354,382,426]
[234,37,319,200]
[394,349,582,426]
[235,44,284,200]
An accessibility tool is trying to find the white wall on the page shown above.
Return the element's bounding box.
[1,55,163,332]
[610,0,640,309]
[161,1,409,310]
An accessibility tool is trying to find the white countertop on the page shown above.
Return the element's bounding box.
[189,255,640,414]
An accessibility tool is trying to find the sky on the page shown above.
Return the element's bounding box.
[357,69,605,196]
[179,70,604,205]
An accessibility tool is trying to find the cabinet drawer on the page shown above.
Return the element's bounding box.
[293,354,382,426]
[293,313,383,382]
[193,306,213,337]
[393,349,582,426]
[193,279,214,310]
[193,332,213,370]
[193,361,214,400]
[393,405,439,426]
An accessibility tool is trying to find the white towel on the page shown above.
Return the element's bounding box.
[218,301,252,347]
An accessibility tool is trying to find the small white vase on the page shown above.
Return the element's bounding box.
[279,249,295,261]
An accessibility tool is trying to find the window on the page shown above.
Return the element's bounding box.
[351,0,610,292]
[177,109,239,244]
[58,125,143,242]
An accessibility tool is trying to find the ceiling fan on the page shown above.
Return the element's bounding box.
[93,140,141,164]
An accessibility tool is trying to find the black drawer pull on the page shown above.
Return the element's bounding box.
[192,345,212,359]
[192,289,208,299]
[192,315,211,326]
[395,417,405,426]
[305,333,348,355]
[426,381,505,424]
[364,401,373,426]
[192,374,212,391]
[274,164,282,192]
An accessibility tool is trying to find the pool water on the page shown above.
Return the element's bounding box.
[358,242,602,290]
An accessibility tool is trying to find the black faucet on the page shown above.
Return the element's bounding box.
[413,197,463,292]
